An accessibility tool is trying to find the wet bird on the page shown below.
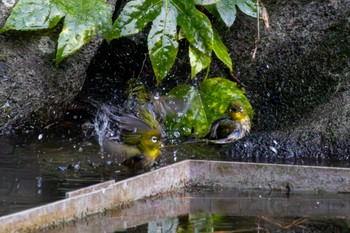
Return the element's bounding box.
[102,112,162,171]
[126,84,180,125]
[206,101,251,144]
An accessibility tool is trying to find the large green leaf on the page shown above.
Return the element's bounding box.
[148,1,178,84]
[164,85,202,138]
[200,77,253,120]
[236,0,261,18]
[108,0,216,82]
[194,0,219,5]
[216,0,262,27]
[107,0,162,39]
[164,77,252,138]
[164,85,208,138]
[213,28,232,71]
[216,0,237,27]
[175,0,213,78]
[189,45,211,78]
[0,0,113,64]
[175,0,213,65]
[0,0,63,31]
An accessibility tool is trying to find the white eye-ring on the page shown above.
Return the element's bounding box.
[151,136,158,143]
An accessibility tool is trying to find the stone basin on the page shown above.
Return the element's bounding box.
[0,160,349,232]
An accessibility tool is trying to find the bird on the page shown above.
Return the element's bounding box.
[205,101,251,144]
[102,112,162,171]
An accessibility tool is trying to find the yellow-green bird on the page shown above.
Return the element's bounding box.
[102,113,162,171]
[206,101,251,144]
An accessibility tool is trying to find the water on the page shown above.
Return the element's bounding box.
[0,105,348,219]
[1,126,348,218]
[0,116,217,218]
[46,187,350,233]
[0,127,132,217]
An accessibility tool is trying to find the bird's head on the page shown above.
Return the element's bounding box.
[138,129,162,159]
[118,114,162,159]
[227,101,249,123]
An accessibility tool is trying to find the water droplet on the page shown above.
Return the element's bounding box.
[37,176,42,188]
[173,131,180,138]
[57,166,67,171]
[2,101,10,108]
[74,163,80,170]
[154,92,160,99]
[269,146,278,154]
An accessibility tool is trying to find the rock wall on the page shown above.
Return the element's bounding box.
[214,0,350,131]
[214,0,350,160]
[0,0,116,134]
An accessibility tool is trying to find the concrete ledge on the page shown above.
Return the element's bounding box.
[1,160,349,232]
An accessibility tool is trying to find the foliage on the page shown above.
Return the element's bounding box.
[108,0,261,83]
[1,0,257,141]
[164,77,252,139]
[0,0,113,64]
[0,0,261,82]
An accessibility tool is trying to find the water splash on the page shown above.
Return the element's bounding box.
[93,104,120,146]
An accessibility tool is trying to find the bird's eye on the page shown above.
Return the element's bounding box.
[151,136,158,143]
[230,106,238,112]
[231,106,243,113]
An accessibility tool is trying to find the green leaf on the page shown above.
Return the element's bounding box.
[1,0,113,64]
[164,77,253,138]
[216,0,237,27]
[236,0,261,18]
[200,77,253,120]
[107,0,162,40]
[164,85,209,138]
[176,0,213,77]
[55,0,113,64]
[108,0,215,82]
[194,0,219,5]
[189,45,211,78]
[212,29,232,71]
[214,0,262,27]
[0,0,63,31]
[56,18,96,64]
[176,0,213,56]
[148,1,178,84]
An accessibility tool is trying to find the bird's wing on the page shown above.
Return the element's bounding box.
[102,139,141,158]
[119,114,153,132]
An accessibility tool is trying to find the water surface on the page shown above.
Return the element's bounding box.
[47,187,350,233]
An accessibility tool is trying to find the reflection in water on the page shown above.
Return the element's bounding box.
[47,187,350,233]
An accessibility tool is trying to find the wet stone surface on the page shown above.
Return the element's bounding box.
[46,187,350,233]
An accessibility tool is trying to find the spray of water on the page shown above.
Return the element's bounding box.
[93,104,121,146]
